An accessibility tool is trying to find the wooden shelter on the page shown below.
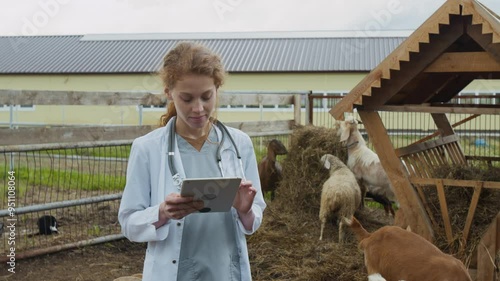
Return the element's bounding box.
[331,0,499,279]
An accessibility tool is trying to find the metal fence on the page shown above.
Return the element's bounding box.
[308,93,500,159]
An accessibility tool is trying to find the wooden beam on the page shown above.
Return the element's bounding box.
[466,19,500,63]
[423,52,500,72]
[461,182,483,250]
[0,90,296,106]
[0,125,157,145]
[414,114,480,144]
[363,15,466,107]
[0,90,166,106]
[329,69,382,119]
[358,110,434,241]
[0,120,295,146]
[395,135,459,157]
[409,177,500,190]
[476,212,499,281]
[435,179,454,245]
[431,113,455,137]
[224,120,295,134]
[365,104,500,115]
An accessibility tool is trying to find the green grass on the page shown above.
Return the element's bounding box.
[39,145,131,158]
[0,164,126,196]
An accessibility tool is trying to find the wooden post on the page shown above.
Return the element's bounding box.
[476,212,500,281]
[358,110,434,241]
[435,179,454,245]
[294,94,302,126]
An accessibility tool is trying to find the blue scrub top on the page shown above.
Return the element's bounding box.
[176,128,241,281]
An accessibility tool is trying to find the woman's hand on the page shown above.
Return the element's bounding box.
[232,180,256,215]
[155,193,204,228]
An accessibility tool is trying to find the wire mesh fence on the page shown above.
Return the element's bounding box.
[0,133,292,260]
[0,142,130,259]
[309,93,500,160]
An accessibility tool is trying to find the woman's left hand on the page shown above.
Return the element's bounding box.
[233,180,256,214]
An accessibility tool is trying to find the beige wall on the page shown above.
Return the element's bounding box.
[1,73,499,126]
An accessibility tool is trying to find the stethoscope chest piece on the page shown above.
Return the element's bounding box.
[172,173,182,189]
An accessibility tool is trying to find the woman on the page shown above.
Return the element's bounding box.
[118,42,266,281]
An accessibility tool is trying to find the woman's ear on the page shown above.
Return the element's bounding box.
[165,87,172,100]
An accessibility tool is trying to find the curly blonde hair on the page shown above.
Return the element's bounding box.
[159,42,226,126]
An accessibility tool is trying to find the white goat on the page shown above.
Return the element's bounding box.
[344,216,472,281]
[319,154,361,243]
[337,117,397,216]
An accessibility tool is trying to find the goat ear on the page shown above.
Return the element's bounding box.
[323,159,331,170]
[339,124,350,143]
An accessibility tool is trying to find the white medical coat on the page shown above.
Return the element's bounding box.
[118,119,266,281]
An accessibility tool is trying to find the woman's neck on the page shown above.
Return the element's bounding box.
[175,120,212,140]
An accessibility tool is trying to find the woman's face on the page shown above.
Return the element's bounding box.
[167,73,217,132]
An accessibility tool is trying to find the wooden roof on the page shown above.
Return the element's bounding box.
[330,0,500,120]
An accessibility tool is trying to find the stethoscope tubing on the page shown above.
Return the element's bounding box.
[167,117,245,188]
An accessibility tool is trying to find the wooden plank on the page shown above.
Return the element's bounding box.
[363,15,465,107]
[476,212,499,281]
[470,0,500,44]
[396,135,459,157]
[409,177,500,190]
[219,93,295,106]
[330,0,461,116]
[415,185,440,230]
[359,110,434,241]
[435,179,454,245]
[293,94,302,126]
[466,17,500,63]
[0,90,166,106]
[461,182,483,249]
[423,52,500,72]
[366,104,500,115]
[415,114,480,144]
[431,113,454,137]
[225,120,295,134]
[329,69,382,119]
[0,120,295,146]
[0,126,157,145]
[0,90,296,106]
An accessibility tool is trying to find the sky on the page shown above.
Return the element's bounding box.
[0,0,499,37]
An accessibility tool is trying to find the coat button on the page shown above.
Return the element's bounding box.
[177,222,181,226]
[172,260,177,264]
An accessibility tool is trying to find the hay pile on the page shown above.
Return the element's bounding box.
[247,125,391,281]
[425,165,500,265]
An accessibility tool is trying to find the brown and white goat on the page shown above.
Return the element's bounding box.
[344,216,472,281]
[337,117,396,216]
[258,139,288,200]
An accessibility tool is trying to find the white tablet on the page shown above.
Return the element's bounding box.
[180,177,242,213]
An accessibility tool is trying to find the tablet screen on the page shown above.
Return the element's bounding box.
[180,177,242,213]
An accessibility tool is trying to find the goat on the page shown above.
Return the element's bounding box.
[319,154,361,243]
[258,139,288,200]
[344,216,472,281]
[337,117,396,216]
[37,215,58,235]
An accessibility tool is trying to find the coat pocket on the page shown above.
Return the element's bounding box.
[177,258,199,281]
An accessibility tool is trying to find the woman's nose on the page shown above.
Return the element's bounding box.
[192,100,203,112]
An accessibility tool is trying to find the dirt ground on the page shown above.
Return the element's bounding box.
[0,205,391,281]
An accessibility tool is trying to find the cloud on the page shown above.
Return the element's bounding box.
[0,0,499,36]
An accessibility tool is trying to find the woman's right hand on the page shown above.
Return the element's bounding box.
[159,193,204,221]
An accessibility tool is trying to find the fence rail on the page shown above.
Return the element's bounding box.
[0,90,300,259]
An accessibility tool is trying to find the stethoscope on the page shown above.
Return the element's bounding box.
[167,117,246,188]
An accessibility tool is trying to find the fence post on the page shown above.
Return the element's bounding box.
[306,91,313,125]
[294,94,301,126]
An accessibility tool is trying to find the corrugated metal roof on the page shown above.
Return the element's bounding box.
[0,33,406,74]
